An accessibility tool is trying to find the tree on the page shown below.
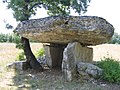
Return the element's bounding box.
[109,32,120,44]
[3,0,91,71]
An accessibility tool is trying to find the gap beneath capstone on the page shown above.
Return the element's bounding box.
[43,42,93,70]
[43,43,67,69]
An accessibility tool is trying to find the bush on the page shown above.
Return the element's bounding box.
[0,33,21,43]
[97,58,120,83]
[35,48,45,58]
[16,51,26,61]
[16,48,45,61]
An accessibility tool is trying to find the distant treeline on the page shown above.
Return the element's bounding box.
[0,33,20,43]
[109,32,120,44]
[0,33,37,43]
[0,32,120,44]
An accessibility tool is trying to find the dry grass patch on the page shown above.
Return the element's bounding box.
[92,44,120,61]
[0,43,43,67]
[0,43,20,67]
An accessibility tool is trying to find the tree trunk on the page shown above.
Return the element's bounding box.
[21,37,43,71]
[19,0,43,71]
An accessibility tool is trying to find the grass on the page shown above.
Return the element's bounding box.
[0,43,120,90]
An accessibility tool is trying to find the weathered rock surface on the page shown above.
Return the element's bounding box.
[37,55,46,65]
[6,61,27,70]
[62,42,77,81]
[77,62,103,79]
[16,15,114,45]
[62,42,93,81]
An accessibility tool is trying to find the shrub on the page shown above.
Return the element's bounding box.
[16,48,45,61]
[35,48,45,58]
[0,33,21,43]
[16,51,26,61]
[97,57,120,83]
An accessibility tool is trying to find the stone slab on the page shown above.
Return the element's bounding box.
[62,42,93,81]
[16,15,114,45]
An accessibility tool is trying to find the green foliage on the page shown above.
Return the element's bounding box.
[16,48,45,61]
[0,33,7,42]
[0,33,38,49]
[35,48,45,58]
[0,33,20,43]
[4,0,91,21]
[109,32,120,44]
[97,58,120,83]
[16,51,26,61]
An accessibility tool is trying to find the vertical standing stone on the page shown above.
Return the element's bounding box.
[62,42,93,81]
[43,43,66,68]
[62,43,77,81]
[74,43,93,63]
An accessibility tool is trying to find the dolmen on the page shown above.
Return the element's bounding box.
[16,15,114,81]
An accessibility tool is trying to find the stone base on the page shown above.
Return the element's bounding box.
[6,61,31,70]
[43,43,66,68]
[62,42,93,81]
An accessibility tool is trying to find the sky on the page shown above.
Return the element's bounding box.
[0,0,120,34]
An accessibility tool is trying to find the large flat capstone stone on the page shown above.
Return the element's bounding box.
[16,15,114,45]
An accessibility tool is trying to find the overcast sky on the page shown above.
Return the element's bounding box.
[0,0,120,34]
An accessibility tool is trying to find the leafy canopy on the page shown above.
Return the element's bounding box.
[3,0,91,21]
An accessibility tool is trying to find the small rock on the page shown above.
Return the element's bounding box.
[18,84,25,88]
[100,84,106,87]
[28,74,35,78]
[77,62,103,79]
[6,61,31,70]
[37,55,47,65]
[6,61,24,70]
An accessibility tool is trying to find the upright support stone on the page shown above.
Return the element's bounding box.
[62,42,93,81]
[43,43,66,68]
[74,43,93,63]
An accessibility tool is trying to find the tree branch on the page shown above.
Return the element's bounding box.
[29,2,43,12]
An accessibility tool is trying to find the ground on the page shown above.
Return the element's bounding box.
[0,43,120,90]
